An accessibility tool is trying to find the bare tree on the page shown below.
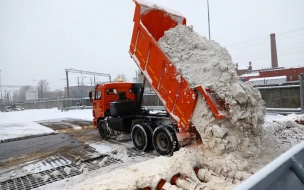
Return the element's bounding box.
[17,85,33,102]
[45,89,64,99]
[54,89,64,98]
[113,74,128,82]
[37,79,50,100]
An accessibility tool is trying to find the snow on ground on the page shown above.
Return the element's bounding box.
[263,113,304,149]
[264,113,298,123]
[43,112,304,190]
[0,156,73,182]
[0,108,92,124]
[0,122,53,140]
[0,108,92,140]
[0,108,303,189]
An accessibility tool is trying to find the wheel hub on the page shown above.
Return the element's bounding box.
[134,130,144,146]
[156,133,169,151]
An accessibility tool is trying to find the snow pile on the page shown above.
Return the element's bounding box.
[158,25,286,174]
[1,110,301,190]
[1,8,303,190]
[62,26,294,190]
[264,114,304,148]
[62,26,297,190]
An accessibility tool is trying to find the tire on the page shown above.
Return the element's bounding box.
[152,125,177,156]
[98,120,110,139]
[131,124,153,151]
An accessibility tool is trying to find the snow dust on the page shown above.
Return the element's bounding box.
[1,111,303,190]
[1,6,304,190]
[57,23,293,190]
[58,26,304,190]
[59,112,304,190]
[37,24,304,190]
[158,24,288,174]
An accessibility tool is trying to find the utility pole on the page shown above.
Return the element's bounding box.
[207,0,211,39]
[300,73,304,113]
[40,85,43,100]
[90,78,92,86]
[65,68,110,87]
[0,70,2,100]
[66,71,70,99]
[77,77,80,89]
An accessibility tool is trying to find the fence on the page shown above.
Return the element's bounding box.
[0,85,301,110]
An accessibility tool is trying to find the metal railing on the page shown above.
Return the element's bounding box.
[59,105,302,115]
[266,108,301,114]
[234,141,304,190]
[60,106,92,112]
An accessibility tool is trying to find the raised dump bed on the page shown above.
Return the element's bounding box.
[129,0,225,131]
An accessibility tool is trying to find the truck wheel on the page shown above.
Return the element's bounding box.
[153,125,177,156]
[98,120,110,139]
[131,124,153,151]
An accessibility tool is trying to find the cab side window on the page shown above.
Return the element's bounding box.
[95,91,102,100]
[107,88,117,95]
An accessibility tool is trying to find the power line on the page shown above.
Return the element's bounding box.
[233,50,270,59]
[276,27,304,35]
[234,50,304,62]
[277,41,304,50]
[233,45,304,59]
[228,41,269,51]
[226,27,304,47]
[225,37,268,48]
[278,45,304,52]
[279,58,304,65]
[276,32,304,41]
[229,34,304,51]
[230,41,304,57]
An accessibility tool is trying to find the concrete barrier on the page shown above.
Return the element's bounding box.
[258,85,300,108]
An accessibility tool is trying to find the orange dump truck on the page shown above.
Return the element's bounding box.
[90,0,225,155]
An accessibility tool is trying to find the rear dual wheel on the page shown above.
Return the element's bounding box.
[131,123,153,151]
[152,125,178,156]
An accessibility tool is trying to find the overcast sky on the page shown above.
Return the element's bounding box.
[1,0,303,91]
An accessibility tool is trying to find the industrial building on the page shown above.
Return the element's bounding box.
[236,33,304,85]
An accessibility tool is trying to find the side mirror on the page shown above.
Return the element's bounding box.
[89,91,93,102]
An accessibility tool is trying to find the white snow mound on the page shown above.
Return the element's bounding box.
[158,25,286,173]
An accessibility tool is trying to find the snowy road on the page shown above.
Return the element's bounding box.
[0,109,157,189]
[0,133,79,160]
[0,109,303,190]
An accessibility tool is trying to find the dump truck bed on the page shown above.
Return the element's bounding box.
[129,0,225,131]
[129,0,196,130]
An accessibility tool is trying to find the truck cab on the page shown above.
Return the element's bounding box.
[90,81,183,155]
[90,82,139,128]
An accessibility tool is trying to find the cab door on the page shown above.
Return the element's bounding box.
[93,89,104,118]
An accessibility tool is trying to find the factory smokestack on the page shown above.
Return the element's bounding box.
[270,33,278,68]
